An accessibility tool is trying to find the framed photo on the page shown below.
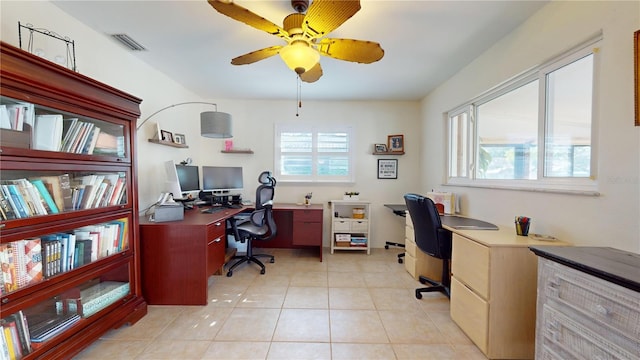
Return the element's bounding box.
[635,29,639,126]
[174,133,186,145]
[160,130,173,143]
[377,159,398,179]
[374,143,387,153]
[388,134,404,152]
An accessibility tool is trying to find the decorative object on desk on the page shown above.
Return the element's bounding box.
[304,192,312,205]
[179,157,192,165]
[225,139,233,151]
[529,233,558,242]
[343,191,359,200]
[160,130,173,143]
[18,22,76,71]
[374,143,387,153]
[136,102,232,138]
[635,29,639,126]
[515,216,530,236]
[377,159,397,179]
[173,133,185,145]
[387,134,404,152]
[426,191,456,215]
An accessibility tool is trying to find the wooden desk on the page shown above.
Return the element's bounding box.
[139,207,244,305]
[257,203,324,262]
[138,203,323,305]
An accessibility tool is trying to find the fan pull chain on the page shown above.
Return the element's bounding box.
[296,75,302,117]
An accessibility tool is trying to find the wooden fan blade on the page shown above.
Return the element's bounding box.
[208,0,288,39]
[317,38,384,64]
[303,0,361,38]
[231,46,283,65]
[300,63,323,83]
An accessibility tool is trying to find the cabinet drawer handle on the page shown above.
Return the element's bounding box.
[1,298,8,304]
[208,237,222,245]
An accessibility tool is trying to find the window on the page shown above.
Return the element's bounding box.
[275,124,354,183]
[447,36,600,193]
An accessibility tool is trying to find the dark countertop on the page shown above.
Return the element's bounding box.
[530,246,640,292]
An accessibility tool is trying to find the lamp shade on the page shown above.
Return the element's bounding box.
[201,111,232,138]
[279,40,320,75]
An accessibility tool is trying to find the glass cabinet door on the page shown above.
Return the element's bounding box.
[1,96,128,159]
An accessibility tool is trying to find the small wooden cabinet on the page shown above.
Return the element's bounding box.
[330,200,371,254]
[531,246,640,360]
[0,42,146,359]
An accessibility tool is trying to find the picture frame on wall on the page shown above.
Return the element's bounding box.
[374,143,387,153]
[377,159,398,179]
[388,134,404,152]
[160,130,174,143]
[174,133,186,145]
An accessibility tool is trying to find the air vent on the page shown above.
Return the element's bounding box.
[110,34,147,51]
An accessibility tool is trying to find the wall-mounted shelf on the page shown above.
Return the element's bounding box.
[148,138,189,148]
[373,151,404,155]
[221,149,254,154]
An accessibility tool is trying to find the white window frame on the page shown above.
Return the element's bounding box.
[274,123,355,183]
[446,35,601,195]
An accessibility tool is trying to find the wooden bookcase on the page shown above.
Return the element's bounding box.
[0,42,147,359]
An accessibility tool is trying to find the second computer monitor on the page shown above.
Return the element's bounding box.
[202,166,243,194]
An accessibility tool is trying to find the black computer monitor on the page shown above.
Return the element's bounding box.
[176,165,200,194]
[202,166,243,194]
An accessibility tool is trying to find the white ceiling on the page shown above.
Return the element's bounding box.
[51,0,547,101]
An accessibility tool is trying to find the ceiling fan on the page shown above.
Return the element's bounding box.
[208,0,384,83]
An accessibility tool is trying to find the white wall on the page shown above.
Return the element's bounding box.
[0,1,422,249]
[421,1,640,252]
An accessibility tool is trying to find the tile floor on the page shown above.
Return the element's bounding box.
[74,248,486,359]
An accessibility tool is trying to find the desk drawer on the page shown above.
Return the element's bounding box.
[405,237,417,257]
[452,234,490,299]
[405,225,414,242]
[294,209,322,222]
[207,220,225,239]
[293,221,322,246]
[451,276,489,354]
[207,221,225,276]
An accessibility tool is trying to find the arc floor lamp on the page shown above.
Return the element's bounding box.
[136,101,232,138]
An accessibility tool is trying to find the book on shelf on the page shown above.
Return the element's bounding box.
[2,321,21,359]
[1,311,32,357]
[0,105,11,129]
[66,281,130,318]
[33,114,63,152]
[30,180,59,214]
[30,174,73,212]
[0,189,17,220]
[0,244,18,293]
[26,312,81,346]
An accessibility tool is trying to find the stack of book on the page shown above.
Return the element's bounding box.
[335,234,351,247]
[350,236,367,247]
[0,310,31,359]
[27,312,80,349]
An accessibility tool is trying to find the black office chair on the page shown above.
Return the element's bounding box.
[226,171,277,277]
[404,193,452,299]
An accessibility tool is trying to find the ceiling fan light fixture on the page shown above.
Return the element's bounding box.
[279,40,319,75]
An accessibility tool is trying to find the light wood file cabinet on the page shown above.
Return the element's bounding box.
[449,229,570,359]
[403,210,442,281]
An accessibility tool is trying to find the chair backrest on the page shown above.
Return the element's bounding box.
[252,171,277,239]
[404,193,452,260]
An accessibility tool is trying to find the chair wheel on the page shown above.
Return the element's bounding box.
[398,258,403,264]
[260,269,266,274]
[270,258,275,263]
[385,245,389,249]
[226,271,233,277]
